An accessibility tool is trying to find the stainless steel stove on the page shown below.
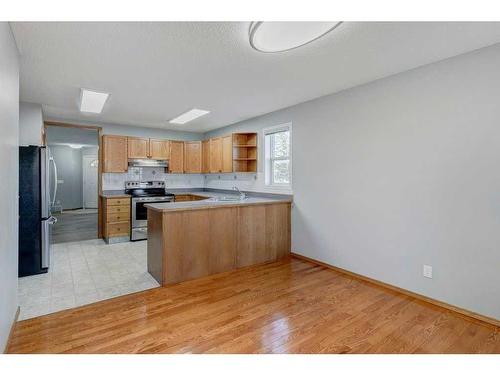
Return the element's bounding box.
[125,181,174,241]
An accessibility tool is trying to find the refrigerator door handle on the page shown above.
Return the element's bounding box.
[40,147,50,218]
[41,216,57,269]
[41,219,50,269]
[50,152,58,207]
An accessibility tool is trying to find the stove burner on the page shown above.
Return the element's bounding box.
[124,180,173,198]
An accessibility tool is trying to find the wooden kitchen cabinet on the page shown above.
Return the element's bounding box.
[232,132,258,172]
[221,135,233,173]
[102,196,131,243]
[102,135,128,173]
[127,137,149,159]
[202,140,210,173]
[184,141,202,173]
[203,135,233,174]
[149,139,170,160]
[128,137,170,160]
[209,137,222,173]
[169,141,184,173]
[147,201,291,285]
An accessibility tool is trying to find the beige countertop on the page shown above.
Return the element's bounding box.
[145,190,292,212]
[100,191,131,198]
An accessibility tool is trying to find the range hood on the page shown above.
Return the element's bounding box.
[128,159,169,168]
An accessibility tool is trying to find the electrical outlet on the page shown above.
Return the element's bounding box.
[423,265,433,279]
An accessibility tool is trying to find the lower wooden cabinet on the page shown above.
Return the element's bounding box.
[147,202,291,285]
[102,196,131,243]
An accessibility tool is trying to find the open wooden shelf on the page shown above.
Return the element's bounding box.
[232,133,257,172]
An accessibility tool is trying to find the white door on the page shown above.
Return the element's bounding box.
[82,155,98,209]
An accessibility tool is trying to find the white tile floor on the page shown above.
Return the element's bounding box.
[18,239,160,321]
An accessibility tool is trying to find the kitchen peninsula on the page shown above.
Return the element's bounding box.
[146,191,292,285]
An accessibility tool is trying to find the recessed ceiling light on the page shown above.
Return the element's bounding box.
[80,88,109,113]
[68,144,84,149]
[169,108,210,125]
[249,21,342,53]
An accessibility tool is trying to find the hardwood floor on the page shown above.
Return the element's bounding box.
[8,258,500,354]
[52,211,98,244]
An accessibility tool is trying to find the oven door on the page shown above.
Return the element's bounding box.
[131,198,149,228]
[131,197,174,229]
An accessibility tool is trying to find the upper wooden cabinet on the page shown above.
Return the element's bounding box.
[202,140,210,174]
[209,137,222,173]
[102,135,128,173]
[204,135,233,173]
[127,137,149,159]
[221,135,233,173]
[102,132,255,175]
[184,141,202,174]
[169,141,184,173]
[127,137,170,160]
[149,139,170,160]
[232,133,257,172]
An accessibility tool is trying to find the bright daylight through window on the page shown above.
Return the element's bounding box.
[264,124,291,187]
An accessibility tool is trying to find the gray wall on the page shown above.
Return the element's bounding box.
[45,125,99,147]
[207,43,500,320]
[0,23,19,352]
[19,102,43,146]
[45,117,204,141]
[48,146,99,210]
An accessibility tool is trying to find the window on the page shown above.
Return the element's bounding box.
[264,123,291,187]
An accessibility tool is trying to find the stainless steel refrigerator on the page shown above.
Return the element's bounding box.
[19,146,57,277]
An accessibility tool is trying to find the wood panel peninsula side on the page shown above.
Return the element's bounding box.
[146,198,291,285]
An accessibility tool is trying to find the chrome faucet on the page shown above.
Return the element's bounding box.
[233,186,246,200]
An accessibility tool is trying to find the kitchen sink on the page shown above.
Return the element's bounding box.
[215,195,246,202]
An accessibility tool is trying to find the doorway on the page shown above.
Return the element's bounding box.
[44,123,102,243]
[83,154,99,209]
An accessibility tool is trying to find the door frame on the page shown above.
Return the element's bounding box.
[82,153,99,209]
[43,121,104,238]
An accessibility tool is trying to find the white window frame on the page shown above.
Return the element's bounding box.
[263,123,292,189]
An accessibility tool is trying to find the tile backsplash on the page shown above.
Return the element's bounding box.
[204,172,292,194]
[103,168,292,194]
[102,168,204,190]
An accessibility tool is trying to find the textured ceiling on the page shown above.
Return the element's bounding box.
[11,22,500,133]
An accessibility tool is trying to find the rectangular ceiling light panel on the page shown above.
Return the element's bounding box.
[80,89,109,113]
[169,108,210,124]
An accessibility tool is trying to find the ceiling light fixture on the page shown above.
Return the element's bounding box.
[79,88,109,113]
[249,21,342,53]
[169,108,210,125]
[68,144,84,149]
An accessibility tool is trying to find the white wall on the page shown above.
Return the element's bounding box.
[0,23,19,352]
[208,43,500,320]
[19,102,43,146]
